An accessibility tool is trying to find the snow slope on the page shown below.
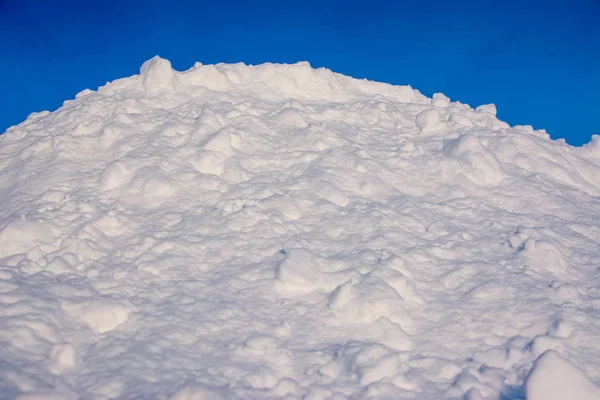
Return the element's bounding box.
[1,56,600,399]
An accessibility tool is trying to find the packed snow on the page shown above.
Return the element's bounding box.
[1,56,600,399]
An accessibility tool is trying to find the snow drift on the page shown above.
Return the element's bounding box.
[1,56,600,399]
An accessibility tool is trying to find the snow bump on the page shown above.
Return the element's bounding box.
[140,56,175,90]
[525,351,600,400]
[442,133,504,184]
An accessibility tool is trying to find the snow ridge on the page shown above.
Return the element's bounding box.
[1,56,600,399]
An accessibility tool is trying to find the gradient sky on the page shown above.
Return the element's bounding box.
[1,0,599,145]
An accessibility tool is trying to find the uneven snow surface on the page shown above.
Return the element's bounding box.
[1,56,600,399]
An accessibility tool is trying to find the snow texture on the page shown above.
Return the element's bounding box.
[1,56,600,399]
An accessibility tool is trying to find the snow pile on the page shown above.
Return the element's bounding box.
[1,56,600,399]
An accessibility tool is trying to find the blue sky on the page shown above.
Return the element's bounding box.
[1,0,598,145]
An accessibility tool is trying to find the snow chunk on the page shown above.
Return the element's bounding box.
[272,107,309,129]
[82,301,131,333]
[368,267,423,305]
[448,112,475,128]
[578,134,600,159]
[525,351,600,400]
[415,108,441,133]
[0,218,57,259]
[140,56,175,89]
[63,299,132,333]
[190,150,226,176]
[179,64,231,91]
[317,183,349,207]
[328,276,413,326]
[48,343,77,375]
[432,93,451,107]
[202,128,237,156]
[475,103,497,117]
[99,159,137,191]
[335,342,407,386]
[442,133,504,184]
[514,234,567,277]
[272,378,302,396]
[374,317,413,351]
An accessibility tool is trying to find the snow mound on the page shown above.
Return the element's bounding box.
[1,56,600,399]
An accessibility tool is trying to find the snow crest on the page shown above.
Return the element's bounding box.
[1,56,600,399]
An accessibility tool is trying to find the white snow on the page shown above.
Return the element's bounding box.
[1,56,600,399]
[525,351,600,400]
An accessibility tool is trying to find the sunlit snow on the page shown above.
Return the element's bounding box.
[1,56,600,399]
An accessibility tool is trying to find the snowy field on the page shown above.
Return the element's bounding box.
[1,57,600,399]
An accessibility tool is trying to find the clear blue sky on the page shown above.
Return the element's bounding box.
[1,0,599,145]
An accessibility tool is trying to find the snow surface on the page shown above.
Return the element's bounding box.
[1,56,600,399]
